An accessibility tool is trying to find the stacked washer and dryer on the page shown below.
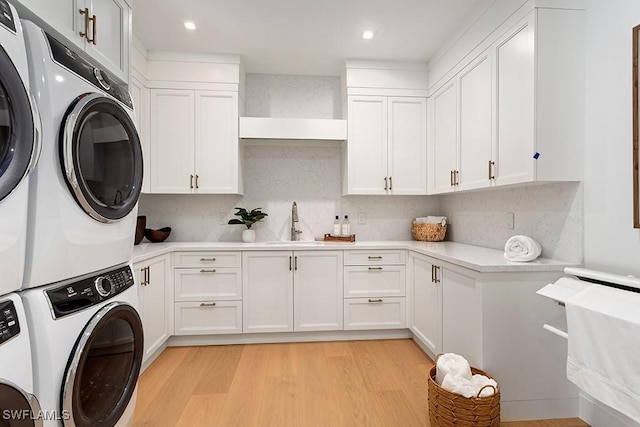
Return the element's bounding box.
[0,3,145,426]
[0,2,42,426]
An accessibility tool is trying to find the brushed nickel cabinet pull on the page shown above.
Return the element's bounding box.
[389,176,393,190]
[294,256,298,271]
[140,267,146,286]
[450,170,454,186]
[455,170,460,186]
[289,256,292,271]
[434,266,441,283]
[367,256,383,260]
[488,160,495,180]
[368,299,383,303]
[195,174,199,189]
[90,12,96,44]
[79,8,90,40]
[200,269,216,273]
[190,174,194,189]
[431,264,435,283]
[384,176,388,191]
[368,267,383,270]
[200,302,216,307]
[200,257,216,262]
[146,266,150,285]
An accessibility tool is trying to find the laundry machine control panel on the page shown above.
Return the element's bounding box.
[45,265,135,319]
[0,300,20,345]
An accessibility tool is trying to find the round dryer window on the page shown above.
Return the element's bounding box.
[61,302,143,427]
[60,93,142,223]
[0,44,40,204]
[0,381,43,427]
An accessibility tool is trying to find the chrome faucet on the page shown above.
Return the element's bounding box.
[291,201,302,241]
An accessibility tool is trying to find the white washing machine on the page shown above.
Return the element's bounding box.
[0,1,40,295]
[0,293,42,427]
[21,20,143,289]
[21,263,143,427]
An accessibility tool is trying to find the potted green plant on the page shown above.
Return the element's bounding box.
[227,207,268,242]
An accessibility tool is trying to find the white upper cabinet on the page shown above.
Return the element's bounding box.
[149,89,241,194]
[345,95,427,195]
[427,6,584,194]
[15,0,130,83]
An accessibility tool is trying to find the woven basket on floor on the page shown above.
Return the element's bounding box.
[428,365,500,427]
[411,222,447,241]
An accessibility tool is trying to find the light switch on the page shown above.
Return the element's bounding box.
[504,212,514,230]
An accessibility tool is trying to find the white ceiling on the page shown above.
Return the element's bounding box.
[132,0,488,76]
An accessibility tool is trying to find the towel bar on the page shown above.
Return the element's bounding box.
[543,323,568,340]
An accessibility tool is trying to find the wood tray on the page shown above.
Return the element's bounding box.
[324,233,356,242]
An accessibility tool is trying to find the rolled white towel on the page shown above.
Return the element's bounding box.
[414,217,429,224]
[436,353,472,386]
[441,373,478,398]
[426,216,447,225]
[471,374,498,397]
[504,235,542,262]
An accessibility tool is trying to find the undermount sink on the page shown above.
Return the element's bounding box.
[264,240,324,245]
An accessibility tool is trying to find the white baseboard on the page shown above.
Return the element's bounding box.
[167,329,411,347]
[140,341,169,374]
[500,398,578,421]
[579,393,640,427]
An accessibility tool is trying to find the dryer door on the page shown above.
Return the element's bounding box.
[60,93,142,223]
[0,381,43,427]
[0,44,40,203]
[61,302,143,427]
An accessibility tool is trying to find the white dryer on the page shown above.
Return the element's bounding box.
[0,293,42,427]
[0,1,40,295]
[21,20,143,289]
[21,263,143,427]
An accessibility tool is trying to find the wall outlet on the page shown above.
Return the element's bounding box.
[504,212,515,230]
[358,212,366,225]
[218,213,227,225]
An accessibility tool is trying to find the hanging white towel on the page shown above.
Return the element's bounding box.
[436,353,472,386]
[504,235,542,262]
[565,285,640,423]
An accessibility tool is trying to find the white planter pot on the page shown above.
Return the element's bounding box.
[242,229,256,243]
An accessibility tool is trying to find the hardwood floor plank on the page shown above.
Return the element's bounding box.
[133,340,590,427]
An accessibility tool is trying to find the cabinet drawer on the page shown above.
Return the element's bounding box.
[344,265,406,297]
[344,250,406,266]
[174,301,242,335]
[174,268,242,301]
[343,297,406,330]
[174,251,241,268]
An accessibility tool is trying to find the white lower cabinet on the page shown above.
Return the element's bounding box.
[243,251,344,333]
[343,250,406,330]
[134,254,172,363]
[173,251,243,335]
[408,252,442,356]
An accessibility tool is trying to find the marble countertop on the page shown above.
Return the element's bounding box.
[132,240,578,273]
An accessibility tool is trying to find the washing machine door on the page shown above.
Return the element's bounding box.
[0,381,43,427]
[60,93,142,223]
[0,44,40,204]
[61,302,143,427]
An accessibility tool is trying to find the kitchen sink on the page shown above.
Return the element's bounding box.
[264,240,324,246]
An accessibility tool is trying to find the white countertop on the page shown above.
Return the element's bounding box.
[132,240,578,273]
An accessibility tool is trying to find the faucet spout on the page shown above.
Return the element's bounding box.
[291,201,302,241]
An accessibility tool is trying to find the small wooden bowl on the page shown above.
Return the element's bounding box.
[144,227,171,243]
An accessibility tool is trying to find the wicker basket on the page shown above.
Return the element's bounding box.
[428,365,500,427]
[411,222,447,241]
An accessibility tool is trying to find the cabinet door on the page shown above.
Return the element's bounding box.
[410,254,442,356]
[150,89,194,193]
[441,265,482,367]
[242,251,293,333]
[494,17,535,186]
[130,76,150,193]
[293,251,343,331]
[85,0,130,82]
[344,297,406,330]
[15,0,83,50]
[458,51,493,191]
[346,96,388,195]
[194,91,239,193]
[138,255,171,363]
[387,97,427,195]
[175,301,242,335]
[429,81,458,194]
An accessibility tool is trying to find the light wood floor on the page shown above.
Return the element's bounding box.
[133,339,588,427]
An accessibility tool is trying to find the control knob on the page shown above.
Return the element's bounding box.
[94,67,111,91]
[94,276,114,297]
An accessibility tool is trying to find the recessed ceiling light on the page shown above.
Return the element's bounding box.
[184,21,196,30]
[362,30,375,40]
